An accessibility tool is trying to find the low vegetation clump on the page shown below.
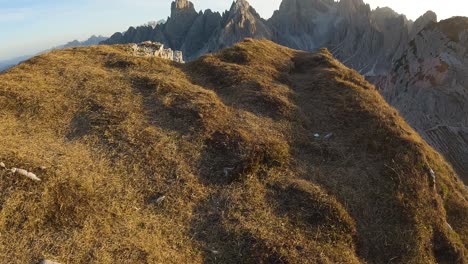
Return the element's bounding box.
[431,16,468,42]
[0,39,466,263]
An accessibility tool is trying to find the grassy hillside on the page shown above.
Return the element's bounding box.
[431,16,468,42]
[0,39,466,263]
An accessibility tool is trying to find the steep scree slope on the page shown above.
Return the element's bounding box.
[0,39,467,263]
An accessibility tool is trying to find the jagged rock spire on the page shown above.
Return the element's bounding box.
[410,10,437,39]
[233,0,250,10]
[338,0,367,17]
[171,0,196,17]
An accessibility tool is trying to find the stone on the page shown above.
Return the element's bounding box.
[12,168,41,181]
[156,196,166,204]
[324,133,334,140]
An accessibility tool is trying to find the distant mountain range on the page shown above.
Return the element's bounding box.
[102,0,468,182]
[60,35,108,49]
[0,35,108,72]
[0,55,31,72]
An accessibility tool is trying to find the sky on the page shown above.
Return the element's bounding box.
[0,0,467,61]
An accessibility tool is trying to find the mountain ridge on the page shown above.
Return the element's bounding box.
[0,39,466,263]
[101,0,468,183]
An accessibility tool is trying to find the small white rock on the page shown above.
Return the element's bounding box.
[314,133,320,138]
[16,168,29,177]
[156,196,166,204]
[39,166,47,171]
[40,260,61,264]
[26,172,41,182]
[14,168,41,181]
[324,133,334,140]
[0,162,5,169]
[223,167,234,177]
[447,223,453,231]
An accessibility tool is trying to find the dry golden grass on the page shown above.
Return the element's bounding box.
[0,39,466,263]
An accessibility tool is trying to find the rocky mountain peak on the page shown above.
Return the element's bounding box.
[338,0,366,12]
[173,0,193,10]
[171,0,196,16]
[229,0,253,14]
[275,0,334,14]
[410,10,438,39]
[420,10,438,22]
[226,0,263,22]
[210,0,271,51]
[234,0,250,9]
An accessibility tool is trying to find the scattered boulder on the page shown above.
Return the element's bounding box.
[0,162,5,169]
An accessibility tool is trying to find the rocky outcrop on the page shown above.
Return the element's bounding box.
[409,11,437,40]
[130,41,184,63]
[206,0,272,51]
[379,17,468,181]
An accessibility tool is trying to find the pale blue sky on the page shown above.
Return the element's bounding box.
[0,0,467,60]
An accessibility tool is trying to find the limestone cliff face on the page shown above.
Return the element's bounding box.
[379,17,468,181]
[268,0,337,51]
[268,0,411,75]
[165,0,199,50]
[410,11,438,40]
[180,9,221,58]
[205,0,272,53]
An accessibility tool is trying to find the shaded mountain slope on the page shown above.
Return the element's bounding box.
[0,40,467,263]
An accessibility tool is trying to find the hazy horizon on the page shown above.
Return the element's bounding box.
[0,0,467,61]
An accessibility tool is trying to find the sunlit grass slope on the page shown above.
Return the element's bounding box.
[0,39,466,263]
